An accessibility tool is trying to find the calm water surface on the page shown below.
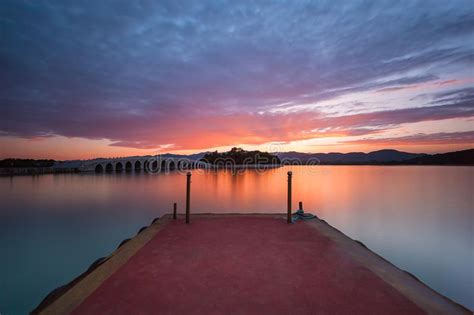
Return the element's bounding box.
[0,166,472,313]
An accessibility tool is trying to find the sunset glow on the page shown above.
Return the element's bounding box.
[1,1,473,159]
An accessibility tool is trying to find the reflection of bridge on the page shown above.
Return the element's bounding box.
[79,156,209,173]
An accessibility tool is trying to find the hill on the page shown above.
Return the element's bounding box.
[401,149,474,165]
[277,149,426,165]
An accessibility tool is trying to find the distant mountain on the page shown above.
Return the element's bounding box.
[276,149,426,164]
[401,149,474,165]
[2,149,472,169]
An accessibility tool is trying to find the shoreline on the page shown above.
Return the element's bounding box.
[2,163,473,177]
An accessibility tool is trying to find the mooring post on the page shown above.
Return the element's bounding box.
[287,171,292,223]
[173,202,177,220]
[186,172,191,224]
[299,201,303,211]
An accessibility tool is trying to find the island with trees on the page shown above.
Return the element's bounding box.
[200,147,281,167]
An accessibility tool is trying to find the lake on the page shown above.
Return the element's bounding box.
[0,166,472,314]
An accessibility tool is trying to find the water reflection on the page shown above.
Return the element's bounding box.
[0,166,472,313]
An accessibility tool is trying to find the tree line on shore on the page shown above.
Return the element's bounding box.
[200,147,281,165]
[0,159,55,168]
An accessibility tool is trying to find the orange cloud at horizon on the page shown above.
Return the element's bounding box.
[1,101,473,160]
[1,129,473,161]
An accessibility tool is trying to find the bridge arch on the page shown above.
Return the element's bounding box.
[134,160,141,171]
[95,164,104,173]
[105,163,114,172]
[115,162,124,172]
[169,160,176,170]
[82,157,209,173]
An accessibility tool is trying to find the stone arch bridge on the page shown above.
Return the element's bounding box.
[80,156,209,173]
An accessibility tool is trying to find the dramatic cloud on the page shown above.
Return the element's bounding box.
[343,131,474,146]
[0,0,473,156]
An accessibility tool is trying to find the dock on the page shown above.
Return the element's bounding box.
[34,214,469,314]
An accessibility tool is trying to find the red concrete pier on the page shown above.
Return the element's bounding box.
[36,215,470,314]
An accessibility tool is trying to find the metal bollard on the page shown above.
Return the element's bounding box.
[173,202,177,220]
[186,172,191,224]
[287,171,292,223]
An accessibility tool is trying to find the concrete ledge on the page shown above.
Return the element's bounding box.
[36,213,471,314]
[35,216,171,314]
[305,218,470,314]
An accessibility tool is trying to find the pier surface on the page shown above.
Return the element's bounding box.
[38,214,469,314]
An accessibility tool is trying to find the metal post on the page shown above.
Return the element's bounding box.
[173,203,177,220]
[287,171,292,223]
[299,201,303,211]
[186,172,191,224]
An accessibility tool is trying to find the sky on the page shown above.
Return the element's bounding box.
[1,0,473,160]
